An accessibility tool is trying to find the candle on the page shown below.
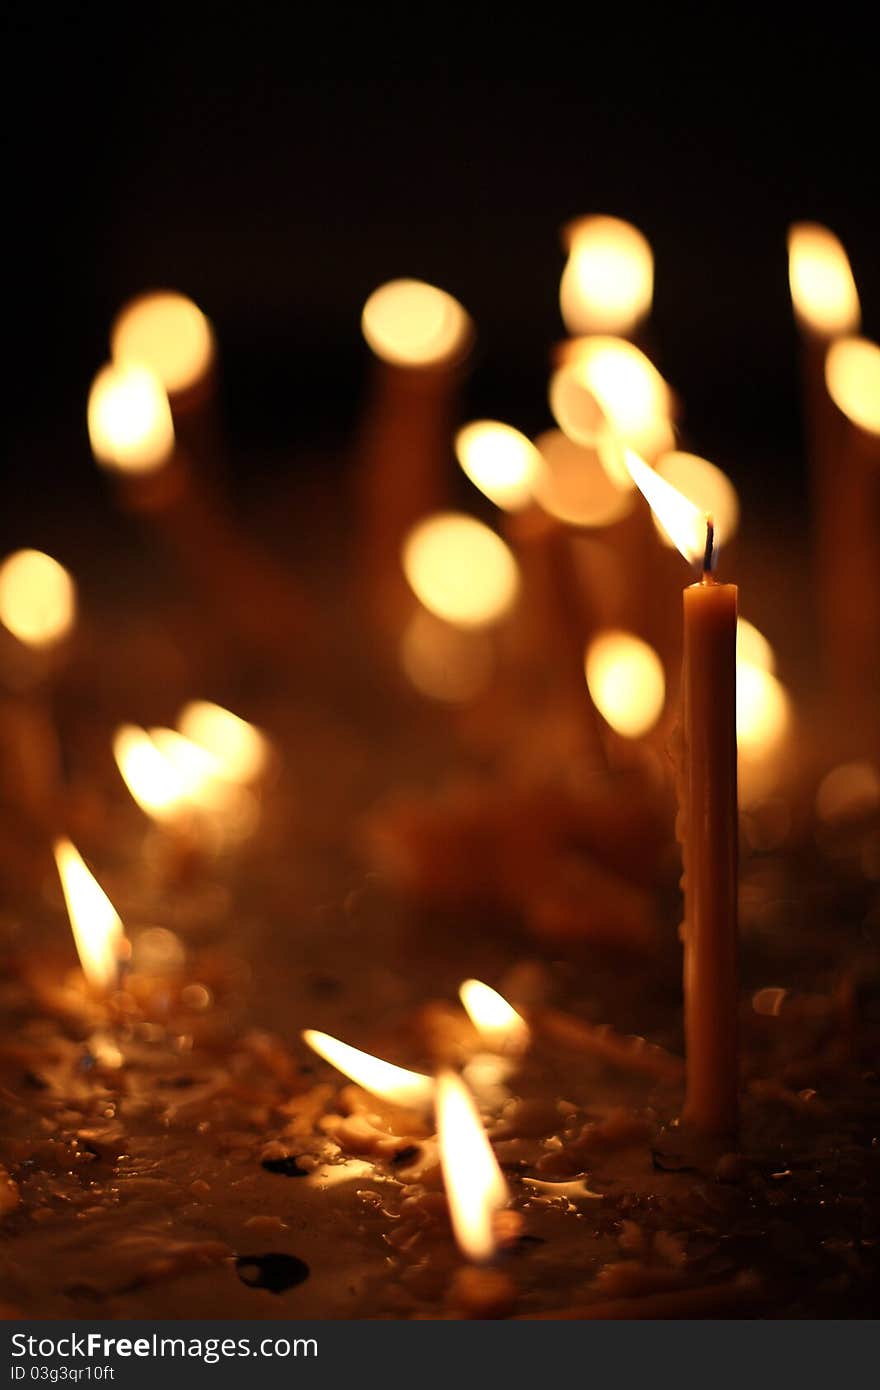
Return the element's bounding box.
[625,451,739,1135]
[559,215,654,342]
[52,837,127,993]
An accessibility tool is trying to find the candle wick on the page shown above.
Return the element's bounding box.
[701,515,715,578]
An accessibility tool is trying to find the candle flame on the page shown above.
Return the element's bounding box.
[551,337,674,462]
[825,336,880,435]
[787,223,860,337]
[455,421,541,512]
[113,724,189,822]
[111,291,215,395]
[400,610,494,704]
[622,450,707,565]
[53,838,125,991]
[736,663,791,753]
[560,214,653,336]
[459,979,530,1054]
[301,1029,435,1109]
[361,279,472,368]
[533,429,634,528]
[88,363,176,475]
[147,728,237,812]
[653,452,739,551]
[585,629,666,738]
[436,1069,509,1263]
[402,513,520,629]
[736,618,775,673]
[0,550,76,649]
[176,700,270,784]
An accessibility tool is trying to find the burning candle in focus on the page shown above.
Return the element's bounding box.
[625,449,738,1135]
[584,630,666,739]
[301,1029,435,1109]
[459,979,530,1054]
[436,1069,509,1264]
[455,421,541,513]
[53,837,126,992]
[358,280,474,630]
[559,215,654,338]
[551,337,674,464]
[87,363,176,476]
[402,513,520,629]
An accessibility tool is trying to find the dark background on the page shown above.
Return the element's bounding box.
[4,14,879,552]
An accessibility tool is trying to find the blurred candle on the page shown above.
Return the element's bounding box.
[401,513,519,629]
[559,215,654,339]
[787,224,862,713]
[357,279,474,630]
[625,451,738,1135]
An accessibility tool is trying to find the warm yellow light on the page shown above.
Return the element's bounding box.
[400,609,494,704]
[533,429,634,528]
[736,664,791,754]
[455,421,541,512]
[148,728,236,812]
[623,450,707,565]
[0,550,76,650]
[787,223,860,337]
[88,362,175,475]
[436,1070,509,1263]
[585,629,666,738]
[459,979,530,1054]
[302,1029,434,1109]
[402,513,520,629]
[654,452,739,551]
[825,337,880,435]
[551,337,674,462]
[361,279,472,368]
[560,215,654,336]
[52,838,125,991]
[176,700,270,784]
[816,761,880,824]
[736,618,776,674]
[111,291,215,395]
[113,724,188,822]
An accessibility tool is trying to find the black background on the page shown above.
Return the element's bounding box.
[4,12,879,538]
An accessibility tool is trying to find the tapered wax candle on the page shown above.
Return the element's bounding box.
[624,452,739,1135]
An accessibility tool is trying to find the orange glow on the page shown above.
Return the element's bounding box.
[825,337,880,435]
[533,429,634,528]
[147,728,237,813]
[654,451,739,551]
[361,279,472,368]
[87,363,176,475]
[53,838,125,991]
[736,664,791,754]
[402,513,520,629]
[0,550,76,650]
[400,609,494,704]
[787,223,860,337]
[816,761,880,824]
[459,979,530,1054]
[736,618,776,673]
[111,292,215,395]
[455,421,541,512]
[585,629,666,738]
[560,215,653,336]
[436,1070,509,1263]
[301,1029,434,1109]
[176,700,270,784]
[623,450,707,565]
[551,337,674,462]
[113,724,188,822]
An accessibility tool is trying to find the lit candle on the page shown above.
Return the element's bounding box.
[53,837,127,994]
[625,452,738,1135]
[559,214,654,341]
[357,279,474,630]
